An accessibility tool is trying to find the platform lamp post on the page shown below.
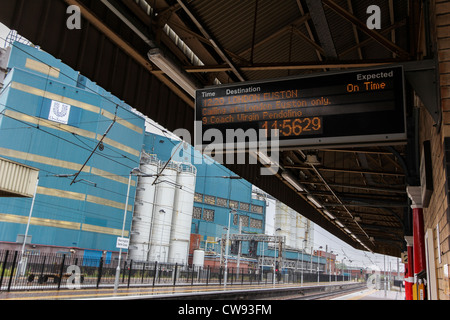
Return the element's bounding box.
[348,259,353,282]
[329,249,333,283]
[261,239,265,282]
[318,246,322,285]
[342,257,346,282]
[301,239,306,286]
[223,208,237,289]
[16,177,39,278]
[274,228,281,285]
[222,175,242,289]
[334,253,338,282]
[114,167,155,291]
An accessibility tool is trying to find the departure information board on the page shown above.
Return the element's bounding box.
[196,66,406,149]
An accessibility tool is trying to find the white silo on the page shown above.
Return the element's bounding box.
[168,163,197,265]
[148,161,179,263]
[296,214,307,250]
[129,153,160,262]
[275,201,291,246]
[306,220,314,249]
[289,208,297,248]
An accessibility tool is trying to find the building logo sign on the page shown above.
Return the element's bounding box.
[48,100,71,125]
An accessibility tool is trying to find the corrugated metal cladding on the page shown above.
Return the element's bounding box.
[0,0,195,134]
[0,158,39,198]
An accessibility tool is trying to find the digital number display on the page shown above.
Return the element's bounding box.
[261,117,323,137]
[196,66,406,149]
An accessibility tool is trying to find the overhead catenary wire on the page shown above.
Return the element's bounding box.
[71,106,119,185]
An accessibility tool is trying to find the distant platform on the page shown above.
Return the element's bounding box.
[332,288,405,300]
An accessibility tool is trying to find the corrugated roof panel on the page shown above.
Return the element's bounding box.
[241,25,320,80]
[191,0,304,58]
[334,0,409,59]
[324,2,358,56]
[0,158,39,198]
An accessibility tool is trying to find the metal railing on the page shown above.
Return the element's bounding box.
[0,250,349,292]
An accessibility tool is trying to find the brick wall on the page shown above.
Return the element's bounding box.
[419,0,450,300]
[438,0,450,123]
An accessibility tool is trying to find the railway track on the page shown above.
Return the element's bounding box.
[288,284,367,300]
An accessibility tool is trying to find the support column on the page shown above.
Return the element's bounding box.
[407,186,427,300]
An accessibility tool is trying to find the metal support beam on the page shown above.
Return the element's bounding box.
[322,0,410,59]
[63,0,194,107]
[283,165,405,177]
[305,0,338,59]
[184,59,399,73]
[224,234,285,243]
[403,59,441,126]
[299,181,406,194]
[220,234,284,268]
[176,0,246,82]
[326,202,408,208]
[238,14,311,59]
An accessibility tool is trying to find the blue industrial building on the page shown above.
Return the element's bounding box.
[0,42,145,258]
[0,42,324,271]
[0,42,266,262]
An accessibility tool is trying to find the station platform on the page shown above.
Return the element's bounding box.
[0,281,359,300]
[332,288,405,300]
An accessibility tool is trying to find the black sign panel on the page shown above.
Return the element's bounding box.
[196,66,406,149]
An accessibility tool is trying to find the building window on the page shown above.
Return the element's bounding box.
[203,209,215,222]
[250,218,263,229]
[194,193,203,203]
[217,197,227,207]
[193,207,202,219]
[240,202,250,211]
[251,205,263,214]
[229,200,238,209]
[204,195,216,205]
[240,215,249,227]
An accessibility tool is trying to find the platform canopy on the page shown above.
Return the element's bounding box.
[0,0,429,256]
